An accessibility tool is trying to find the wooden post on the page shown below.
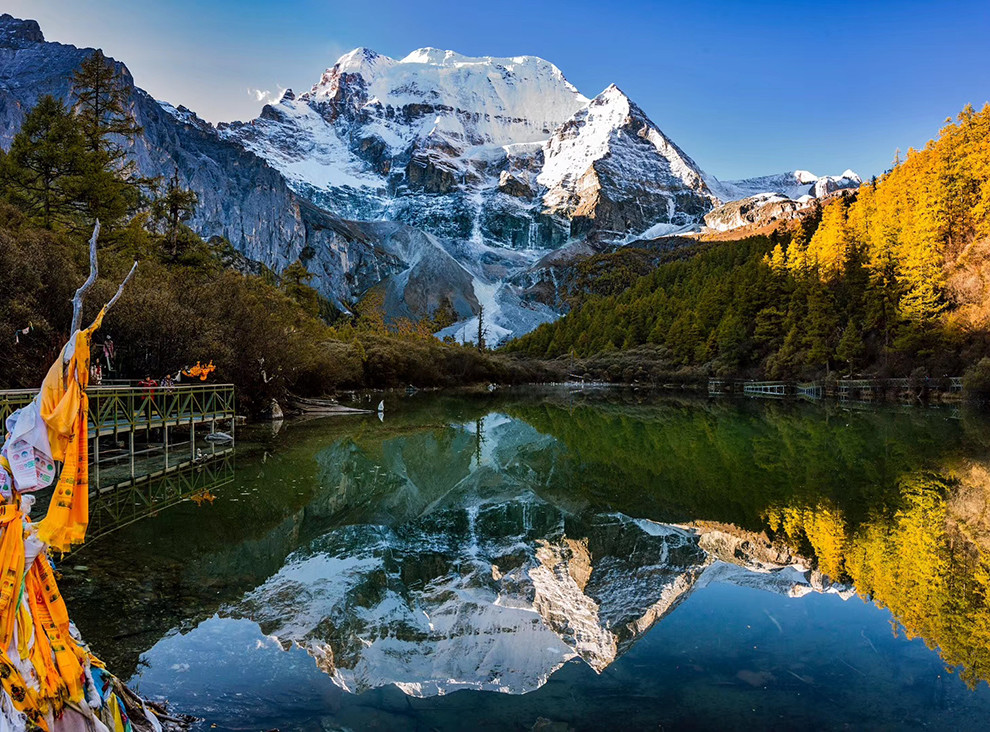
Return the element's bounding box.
[93,434,100,489]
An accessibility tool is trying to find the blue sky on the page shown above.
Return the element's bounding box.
[10,0,989,180]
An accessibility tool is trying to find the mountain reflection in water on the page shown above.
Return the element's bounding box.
[61,389,990,730]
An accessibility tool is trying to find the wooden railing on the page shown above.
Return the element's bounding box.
[0,383,236,438]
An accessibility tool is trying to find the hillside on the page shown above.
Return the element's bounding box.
[504,104,990,381]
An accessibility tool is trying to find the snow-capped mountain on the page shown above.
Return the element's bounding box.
[0,14,861,342]
[708,169,861,203]
[703,169,862,232]
[219,48,589,240]
[539,84,718,240]
[218,46,857,340]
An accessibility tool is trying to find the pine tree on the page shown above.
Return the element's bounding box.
[280,260,320,317]
[429,296,459,332]
[864,251,901,357]
[71,50,146,227]
[804,283,840,370]
[805,197,850,274]
[769,243,787,270]
[477,305,486,351]
[836,320,865,374]
[151,168,198,258]
[1,95,87,229]
[715,310,747,370]
[72,50,142,162]
[753,306,786,352]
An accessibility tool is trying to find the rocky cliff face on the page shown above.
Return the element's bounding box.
[220,50,722,252]
[219,48,589,245]
[214,47,726,339]
[217,46,863,339]
[539,85,718,240]
[703,192,808,233]
[0,14,310,271]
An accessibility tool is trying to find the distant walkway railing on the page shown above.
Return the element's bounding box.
[742,381,790,397]
[710,377,964,401]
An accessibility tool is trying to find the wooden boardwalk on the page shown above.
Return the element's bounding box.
[0,383,235,438]
[0,383,237,547]
[1,382,236,478]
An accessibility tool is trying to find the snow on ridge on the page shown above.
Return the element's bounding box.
[231,98,385,191]
[538,83,709,197]
[329,46,396,77]
[308,46,589,149]
[538,86,633,190]
[708,168,862,204]
[217,41,863,340]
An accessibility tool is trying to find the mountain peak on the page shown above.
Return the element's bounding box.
[0,14,44,49]
[539,79,715,238]
[587,84,634,116]
[399,47,457,65]
[332,46,392,75]
[302,44,587,148]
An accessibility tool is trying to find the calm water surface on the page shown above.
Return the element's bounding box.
[61,388,990,730]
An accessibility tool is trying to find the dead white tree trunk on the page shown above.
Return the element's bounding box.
[64,219,139,363]
[69,220,101,337]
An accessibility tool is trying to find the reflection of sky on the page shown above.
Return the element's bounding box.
[133,582,990,731]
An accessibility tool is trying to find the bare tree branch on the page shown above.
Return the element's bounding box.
[69,219,101,336]
[63,220,138,366]
[90,260,138,328]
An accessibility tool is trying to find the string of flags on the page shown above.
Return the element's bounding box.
[181,360,215,381]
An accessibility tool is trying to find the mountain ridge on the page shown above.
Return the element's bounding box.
[0,16,860,342]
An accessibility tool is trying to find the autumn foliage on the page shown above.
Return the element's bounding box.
[507,104,990,380]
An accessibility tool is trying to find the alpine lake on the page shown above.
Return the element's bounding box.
[57,386,990,730]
